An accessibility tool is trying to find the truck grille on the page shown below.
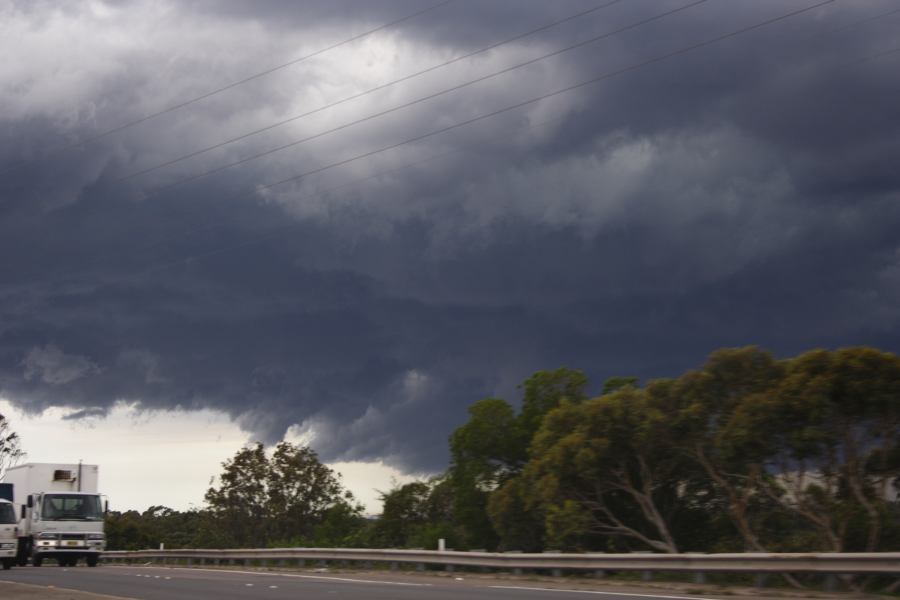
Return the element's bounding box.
[61,534,85,540]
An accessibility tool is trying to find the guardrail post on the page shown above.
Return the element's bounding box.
[298,559,305,567]
[754,573,768,588]
[693,572,706,584]
[417,562,425,572]
[446,564,454,572]
[594,570,606,579]
[391,561,398,571]
[641,570,653,582]
[553,568,562,577]
[823,575,837,592]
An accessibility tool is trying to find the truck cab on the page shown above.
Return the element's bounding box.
[26,491,106,566]
[0,499,16,570]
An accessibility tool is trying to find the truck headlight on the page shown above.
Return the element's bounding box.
[38,532,58,539]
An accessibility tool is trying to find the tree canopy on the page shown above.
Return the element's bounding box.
[102,344,900,587]
[204,442,362,547]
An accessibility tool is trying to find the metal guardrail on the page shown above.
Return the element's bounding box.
[102,548,900,575]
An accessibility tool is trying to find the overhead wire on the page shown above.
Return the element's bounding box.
[245,0,837,199]
[133,111,572,276]
[0,0,455,175]
[813,3,900,37]
[121,0,835,279]
[139,0,710,199]
[844,45,900,65]
[114,0,626,184]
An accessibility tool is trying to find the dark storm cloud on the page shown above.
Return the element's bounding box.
[1,0,899,471]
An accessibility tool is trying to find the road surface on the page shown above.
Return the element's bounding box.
[1,564,737,600]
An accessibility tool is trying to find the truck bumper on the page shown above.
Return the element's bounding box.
[35,540,105,552]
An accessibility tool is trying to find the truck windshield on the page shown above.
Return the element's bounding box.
[41,494,103,521]
[0,503,15,524]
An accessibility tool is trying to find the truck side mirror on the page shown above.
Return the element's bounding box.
[27,495,33,508]
[21,505,26,519]
[104,500,109,515]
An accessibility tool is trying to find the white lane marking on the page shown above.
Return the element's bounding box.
[139,566,432,587]
[245,583,254,587]
[269,585,278,589]
[490,586,719,600]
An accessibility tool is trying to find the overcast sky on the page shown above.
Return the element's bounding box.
[1,0,899,512]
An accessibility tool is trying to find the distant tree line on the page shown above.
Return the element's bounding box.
[106,346,900,557]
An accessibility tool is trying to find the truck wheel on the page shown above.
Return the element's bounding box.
[2,558,12,570]
[87,555,99,567]
[32,555,42,567]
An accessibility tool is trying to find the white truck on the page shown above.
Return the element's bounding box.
[0,496,16,570]
[2,463,106,567]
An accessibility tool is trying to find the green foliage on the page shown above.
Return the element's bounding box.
[105,506,226,550]
[443,369,589,550]
[545,500,592,551]
[485,346,900,555]
[205,441,361,548]
[105,345,900,561]
[450,398,525,487]
[672,346,900,553]
[365,478,464,550]
[487,476,545,551]
[518,368,588,443]
[371,481,433,547]
[524,385,698,553]
[601,376,639,395]
[448,398,526,550]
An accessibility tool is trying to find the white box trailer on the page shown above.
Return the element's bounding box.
[4,464,100,502]
[1,463,106,567]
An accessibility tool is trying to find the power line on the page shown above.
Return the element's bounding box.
[844,45,900,66]
[115,0,625,184]
[125,0,835,280]
[0,0,454,175]
[141,0,710,199]
[128,109,574,267]
[246,0,835,201]
[134,114,568,275]
[814,3,900,37]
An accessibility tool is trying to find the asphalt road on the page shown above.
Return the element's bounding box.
[0,564,726,600]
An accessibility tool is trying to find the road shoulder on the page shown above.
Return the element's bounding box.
[0,579,135,600]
